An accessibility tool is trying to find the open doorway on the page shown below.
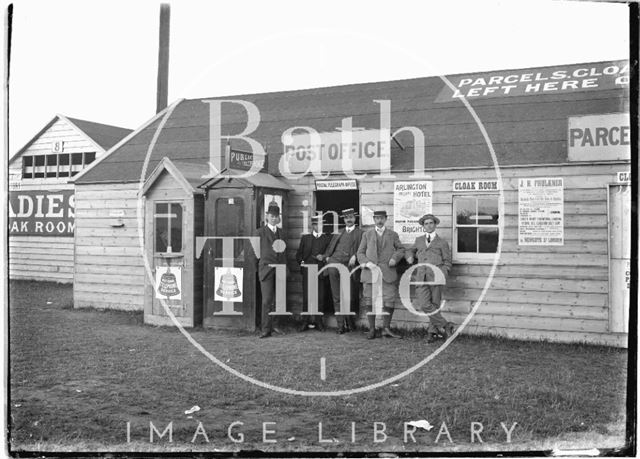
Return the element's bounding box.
[315,190,359,234]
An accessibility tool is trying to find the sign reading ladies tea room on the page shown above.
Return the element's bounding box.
[518,178,564,246]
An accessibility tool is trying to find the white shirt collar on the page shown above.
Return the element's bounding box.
[267,223,278,233]
[426,231,436,240]
[375,226,385,235]
[312,230,321,238]
[345,225,355,233]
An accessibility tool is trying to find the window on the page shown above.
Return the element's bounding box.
[154,202,183,253]
[453,195,499,261]
[21,152,97,179]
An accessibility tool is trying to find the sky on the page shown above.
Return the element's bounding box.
[6,0,630,156]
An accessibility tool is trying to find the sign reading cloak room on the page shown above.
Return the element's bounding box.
[8,190,75,236]
[435,60,629,102]
[568,113,630,162]
[282,129,391,174]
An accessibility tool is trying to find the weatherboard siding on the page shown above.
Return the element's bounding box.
[73,183,145,311]
[285,162,626,347]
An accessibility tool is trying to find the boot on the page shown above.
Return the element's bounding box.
[336,315,346,334]
[366,315,376,339]
[346,316,357,332]
[316,316,325,332]
[381,307,401,338]
[442,322,455,339]
[426,324,440,343]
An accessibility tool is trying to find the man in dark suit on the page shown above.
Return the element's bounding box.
[257,202,287,338]
[406,213,455,343]
[357,210,405,339]
[323,208,363,334]
[296,214,331,331]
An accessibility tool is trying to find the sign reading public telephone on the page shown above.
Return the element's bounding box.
[8,190,75,236]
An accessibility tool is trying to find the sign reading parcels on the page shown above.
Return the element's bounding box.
[435,61,629,102]
[8,190,75,236]
[282,129,391,174]
[568,113,630,162]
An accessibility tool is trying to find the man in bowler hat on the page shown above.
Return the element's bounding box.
[257,202,287,338]
[296,214,331,331]
[357,210,405,339]
[406,213,455,342]
[323,208,363,334]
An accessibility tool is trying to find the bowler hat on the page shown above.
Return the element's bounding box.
[373,210,387,217]
[267,202,280,216]
[311,214,323,223]
[341,208,357,217]
[418,213,440,225]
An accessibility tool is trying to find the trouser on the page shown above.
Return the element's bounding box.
[301,266,327,326]
[260,273,276,333]
[417,284,448,329]
[328,267,359,329]
[362,280,398,329]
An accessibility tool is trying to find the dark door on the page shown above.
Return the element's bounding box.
[315,189,359,234]
[203,188,257,331]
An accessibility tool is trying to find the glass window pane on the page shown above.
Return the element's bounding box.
[170,203,183,252]
[455,197,477,225]
[71,153,83,165]
[479,227,499,253]
[34,155,45,166]
[59,154,70,165]
[24,156,33,166]
[84,152,96,165]
[155,203,169,253]
[457,227,477,253]
[478,198,499,225]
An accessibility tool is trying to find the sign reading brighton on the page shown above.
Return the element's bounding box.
[435,60,629,101]
[393,181,433,244]
[518,178,564,246]
[8,190,75,236]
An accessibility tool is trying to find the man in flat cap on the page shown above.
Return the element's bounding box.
[406,213,455,342]
[323,208,363,334]
[257,202,287,338]
[357,210,405,339]
[296,214,331,331]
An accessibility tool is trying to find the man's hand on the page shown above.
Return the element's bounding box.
[406,256,414,264]
[315,254,324,261]
[365,261,376,270]
[389,258,396,267]
[348,255,357,267]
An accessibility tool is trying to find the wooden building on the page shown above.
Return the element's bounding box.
[8,115,131,283]
[72,59,631,346]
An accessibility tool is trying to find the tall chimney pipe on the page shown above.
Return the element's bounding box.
[156,4,170,113]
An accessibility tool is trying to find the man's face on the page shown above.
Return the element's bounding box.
[343,214,356,227]
[374,215,387,228]
[267,213,279,226]
[311,221,318,232]
[422,219,437,233]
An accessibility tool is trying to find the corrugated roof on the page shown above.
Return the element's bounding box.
[75,59,629,184]
[65,116,133,150]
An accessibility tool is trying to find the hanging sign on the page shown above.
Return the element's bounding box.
[229,149,254,171]
[155,266,182,300]
[393,181,432,244]
[568,113,630,161]
[315,179,357,190]
[214,267,244,303]
[518,177,564,246]
[8,190,75,236]
[453,179,500,192]
[282,129,391,174]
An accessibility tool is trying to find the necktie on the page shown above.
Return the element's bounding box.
[427,234,431,243]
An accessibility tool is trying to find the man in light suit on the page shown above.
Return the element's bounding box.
[323,208,363,334]
[357,210,405,339]
[406,213,455,342]
[257,202,287,338]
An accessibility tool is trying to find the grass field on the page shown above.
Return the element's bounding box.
[8,280,630,454]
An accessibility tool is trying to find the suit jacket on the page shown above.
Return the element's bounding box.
[296,233,331,265]
[357,227,405,284]
[257,225,287,281]
[323,226,364,263]
[406,234,452,281]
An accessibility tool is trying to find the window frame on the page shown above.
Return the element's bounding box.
[153,201,185,255]
[21,152,97,180]
[452,193,500,263]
